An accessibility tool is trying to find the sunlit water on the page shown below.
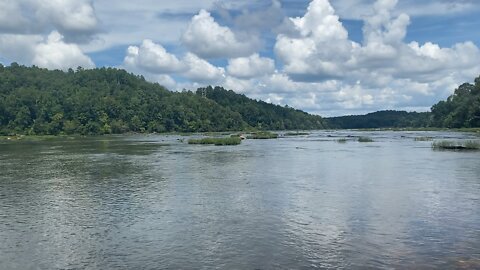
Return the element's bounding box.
[1,131,479,269]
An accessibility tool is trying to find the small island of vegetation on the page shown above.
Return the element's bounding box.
[188,137,242,146]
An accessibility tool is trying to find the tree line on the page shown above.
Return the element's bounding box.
[430,76,480,128]
[0,64,327,135]
[1,63,478,134]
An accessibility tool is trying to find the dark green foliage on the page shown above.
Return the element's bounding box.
[188,137,242,145]
[247,131,278,139]
[327,110,431,129]
[197,86,327,130]
[431,76,480,128]
[358,136,374,142]
[0,65,326,135]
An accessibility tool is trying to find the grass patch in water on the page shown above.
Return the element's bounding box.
[414,136,434,141]
[336,138,348,143]
[358,136,374,142]
[188,137,242,146]
[247,131,278,139]
[432,140,480,150]
[285,132,310,136]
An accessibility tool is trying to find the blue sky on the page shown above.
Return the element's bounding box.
[1,0,479,116]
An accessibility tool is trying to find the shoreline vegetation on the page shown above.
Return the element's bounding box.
[0,65,326,136]
[1,65,479,136]
[2,127,480,142]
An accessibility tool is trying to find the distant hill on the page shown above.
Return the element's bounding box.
[326,110,431,129]
[0,64,327,135]
[197,86,326,130]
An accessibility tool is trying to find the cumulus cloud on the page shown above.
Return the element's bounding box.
[183,53,225,83]
[32,31,95,70]
[274,0,356,81]
[227,54,275,79]
[123,39,225,84]
[181,9,259,58]
[0,34,42,63]
[124,39,184,73]
[119,0,480,116]
[0,31,94,70]
[267,0,480,114]
[0,0,99,42]
[275,0,480,83]
[36,0,99,42]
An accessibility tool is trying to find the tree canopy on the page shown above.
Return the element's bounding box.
[430,76,480,128]
[197,86,326,130]
[327,110,431,129]
[0,64,327,135]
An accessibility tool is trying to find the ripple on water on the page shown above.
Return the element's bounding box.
[0,132,479,269]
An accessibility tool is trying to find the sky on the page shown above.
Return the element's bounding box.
[0,0,479,116]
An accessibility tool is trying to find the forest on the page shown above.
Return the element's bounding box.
[430,77,480,128]
[0,64,327,135]
[326,110,431,129]
[1,63,479,135]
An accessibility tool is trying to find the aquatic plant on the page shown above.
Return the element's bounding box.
[336,138,347,143]
[285,132,310,136]
[358,136,374,142]
[247,131,278,139]
[188,137,242,146]
[414,136,434,141]
[432,140,480,150]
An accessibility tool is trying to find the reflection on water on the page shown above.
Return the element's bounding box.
[0,131,479,269]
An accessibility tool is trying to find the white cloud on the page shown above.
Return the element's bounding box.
[32,31,95,70]
[0,1,27,33]
[183,53,225,83]
[123,39,225,84]
[124,39,184,73]
[0,34,42,63]
[181,9,259,59]
[274,0,357,80]
[227,54,275,79]
[330,0,479,20]
[274,0,480,86]
[36,0,98,41]
[145,74,178,90]
[0,31,94,70]
[0,0,99,42]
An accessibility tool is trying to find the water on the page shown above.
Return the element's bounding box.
[1,131,479,269]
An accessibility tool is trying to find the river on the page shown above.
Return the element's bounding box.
[1,131,479,269]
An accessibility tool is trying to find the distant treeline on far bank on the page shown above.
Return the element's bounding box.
[1,64,479,135]
[327,75,480,129]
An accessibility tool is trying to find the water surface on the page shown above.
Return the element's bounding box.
[1,131,479,269]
